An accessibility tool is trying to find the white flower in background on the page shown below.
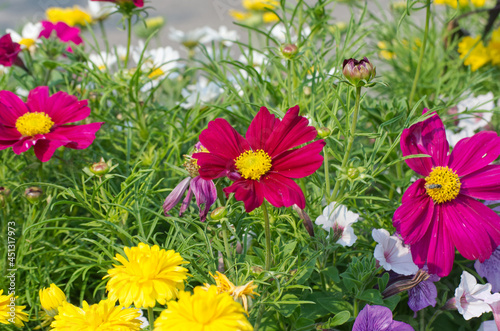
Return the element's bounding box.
[180,76,223,109]
[6,22,43,54]
[315,203,359,247]
[456,92,494,132]
[201,26,239,47]
[87,0,116,21]
[136,309,149,329]
[169,27,214,48]
[445,128,469,148]
[372,228,418,275]
[238,50,268,79]
[116,45,128,62]
[0,65,8,76]
[133,42,181,79]
[455,271,493,320]
[89,51,117,71]
[269,23,311,43]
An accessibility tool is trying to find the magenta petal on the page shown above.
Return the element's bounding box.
[54,22,83,45]
[452,195,500,262]
[0,139,18,150]
[271,140,325,178]
[246,106,279,150]
[460,165,500,200]
[50,123,103,149]
[410,229,431,269]
[194,152,234,180]
[425,204,455,277]
[260,173,305,209]
[393,191,434,244]
[401,179,427,204]
[264,105,318,157]
[448,131,500,177]
[0,90,28,126]
[199,118,249,160]
[179,186,194,216]
[0,125,21,140]
[33,139,67,162]
[163,177,191,216]
[223,179,264,213]
[190,176,217,222]
[12,137,36,154]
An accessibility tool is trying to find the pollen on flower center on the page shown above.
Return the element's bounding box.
[425,166,461,204]
[148,67,165,79]
[15,112,54,136]
[234,149,272,180]
[20,38,35,48]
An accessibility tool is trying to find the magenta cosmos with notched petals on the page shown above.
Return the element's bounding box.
[0,86,103,162]
[193,105,325,213]
[393,108,500,277]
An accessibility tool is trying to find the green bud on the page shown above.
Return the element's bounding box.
[25,187,43,204]
[210,206,227,220]
[90,158,110,176]
[317,127,331,139]
[251,266,264,275]
[281,44,299,59]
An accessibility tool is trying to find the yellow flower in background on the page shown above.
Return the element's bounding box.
[104,243,189,308]
[51,299,142,331]
[263,12,279,23]
[470,0,486,6]
[39,283,66,317]
[377,41,396,60]
[434,0,485,7]
[242,0,279,11]
[488,27,500,65]
[458,36,491,71]
[0,290,29,328]
[46,6,92,26]
[229,10,252,21]
[203,271,259,312]
[153,286,253,331]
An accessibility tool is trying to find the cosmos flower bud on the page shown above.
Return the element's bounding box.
[342,57,376,86]
[90,158,110,176]
[317,127,331,139]
[281,44,299,59]
[25,187,43,204]
[39,283,66,317]
[210,206,227,220]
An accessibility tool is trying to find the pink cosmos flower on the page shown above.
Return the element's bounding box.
[91,0,144,8]
[0,34,21,67]
[39,21,83,52]
[393,109,500,277]
[193,106,325,212]
[0,86,103,162]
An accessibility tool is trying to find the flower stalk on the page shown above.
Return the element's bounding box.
[148,307,154,331]
[124,14,132,68]
[262,201,272,271]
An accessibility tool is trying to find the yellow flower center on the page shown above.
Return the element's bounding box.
[148,67,165,79]
[15,112,54,136]
[234,149,272,180]
[425,166,461,204]
[20,38,35,49]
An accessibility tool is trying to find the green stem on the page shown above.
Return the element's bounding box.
[419,310,425,331]
[324,149,331,202]
[287,61,293,107]
[262,201,272,271]
[124,15,132,68]
[222,221,232,262]
[330,86,362,201]
[408,0,431,109]
[99,20,110,55]
[148,307,154,331]
[424,310,442,331]
[353,298,359,317]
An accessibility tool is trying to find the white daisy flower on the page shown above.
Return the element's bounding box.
[87,0,116,21]
[372,228,418,275]
[180,76,223,109]
[201,26,239,47]
[6,22,43,54]
[315,203,359,247]
[89,51,117,71]
[169,27,214,48]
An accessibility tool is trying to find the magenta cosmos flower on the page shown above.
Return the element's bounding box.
[393,109,500,277]
[91,0,144,8]
[0,86,103,162]
[39,21,83,52]
[193,105,325,212]
[0,34,21,67]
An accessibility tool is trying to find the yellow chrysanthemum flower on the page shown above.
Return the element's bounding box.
[0,290,29,328]
[229,10,252,21]
[104,243,189,308]
[488,27,500,65]
[46,6,92,26]
[202,272,259,312]
[263,12,279,23]
[51,299,142,331]
[242,0,279,11]
[377,41,396,60]
[40,283,66,317]
[153,286,253,331]
[458,36,491,71]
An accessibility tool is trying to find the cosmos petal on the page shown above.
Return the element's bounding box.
[223,179,264,213]
[271,140,325,178]
[246,106,279,150]
[260,173,305,209]
[199,118,249,160]
[460,165,500,200]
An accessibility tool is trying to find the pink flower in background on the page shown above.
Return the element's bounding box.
[194,106,325,212]
[91,0,144,8]
[393,109,500,277]
[39,21,83,52]
[0,34,21,67]
[0,86,103,162]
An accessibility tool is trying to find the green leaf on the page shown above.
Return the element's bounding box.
[356,289,384,305]
[327,310,351,327]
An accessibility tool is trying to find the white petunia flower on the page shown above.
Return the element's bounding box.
[89,51,117,71]
[454,271,493,320]
[372,228,418,275]
[180,76,223,109]
[6,22,43,54]
[87,0,116,21]
[315,203,359,247]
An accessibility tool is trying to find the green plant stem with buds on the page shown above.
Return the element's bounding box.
[408,0,431,109]
[330,86,362,201]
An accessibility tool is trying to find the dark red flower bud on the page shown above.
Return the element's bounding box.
[342,57,376,86]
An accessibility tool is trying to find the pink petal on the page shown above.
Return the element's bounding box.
[264,105,317,157]
[246,106,279,150]
[194,152,235,180]
[33,139,67,162]
[12,137,36,154]
[425,204,455,276]
[0,125,21,140]
[163,177,191,216]
[0,140,17,150]
[54,22,83,45]
[199,118,249,160]
[190,176,217,222]
[401,178,427,204]
[223,179,264,213]
[50,123,103,149]
[0,90,28,126]
[393,188,434,244]
[452,195,500,262]
[260,173,305,209]
[461,165,500,200]
[448,131,500,177]
[271,140,325,178]
[27,87,90,125]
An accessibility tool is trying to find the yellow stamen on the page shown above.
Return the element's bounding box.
[235,149,272,180]
[425,166,461,204]
[19,38,35,49]
[15,112,54,136]
[148,67,165,79]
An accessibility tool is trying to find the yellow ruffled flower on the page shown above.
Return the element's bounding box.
[39,283,66,317]
[153,286,253,331]
[458,36,491,71]
[263,12,279,23]
[229,10,252,21]
[203,272,259,312]
[46,6,92,26]
[242,0,279,11]
[0,290,29,328]
[488,27,500,65]
[104,243,189,308]
[51,299,142,331]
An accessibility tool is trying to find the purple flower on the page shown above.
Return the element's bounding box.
[353,305,414,331]
[408,273,439,313]
[475,245,500,293]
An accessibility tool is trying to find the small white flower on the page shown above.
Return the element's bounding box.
[269,23,311,44]
[133,42,181,87]
[87,0,116,20]
[315,203,359,247]
[89,51,117,71]
[169,27,214,48]
[455,271,493,320]
[6,22,43,53]
[180,76,223,109]
[136,309,149,329]
[201,26,239,47]
[372,228,418,275]
[446,128,469,148]
[0,65,9,76]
